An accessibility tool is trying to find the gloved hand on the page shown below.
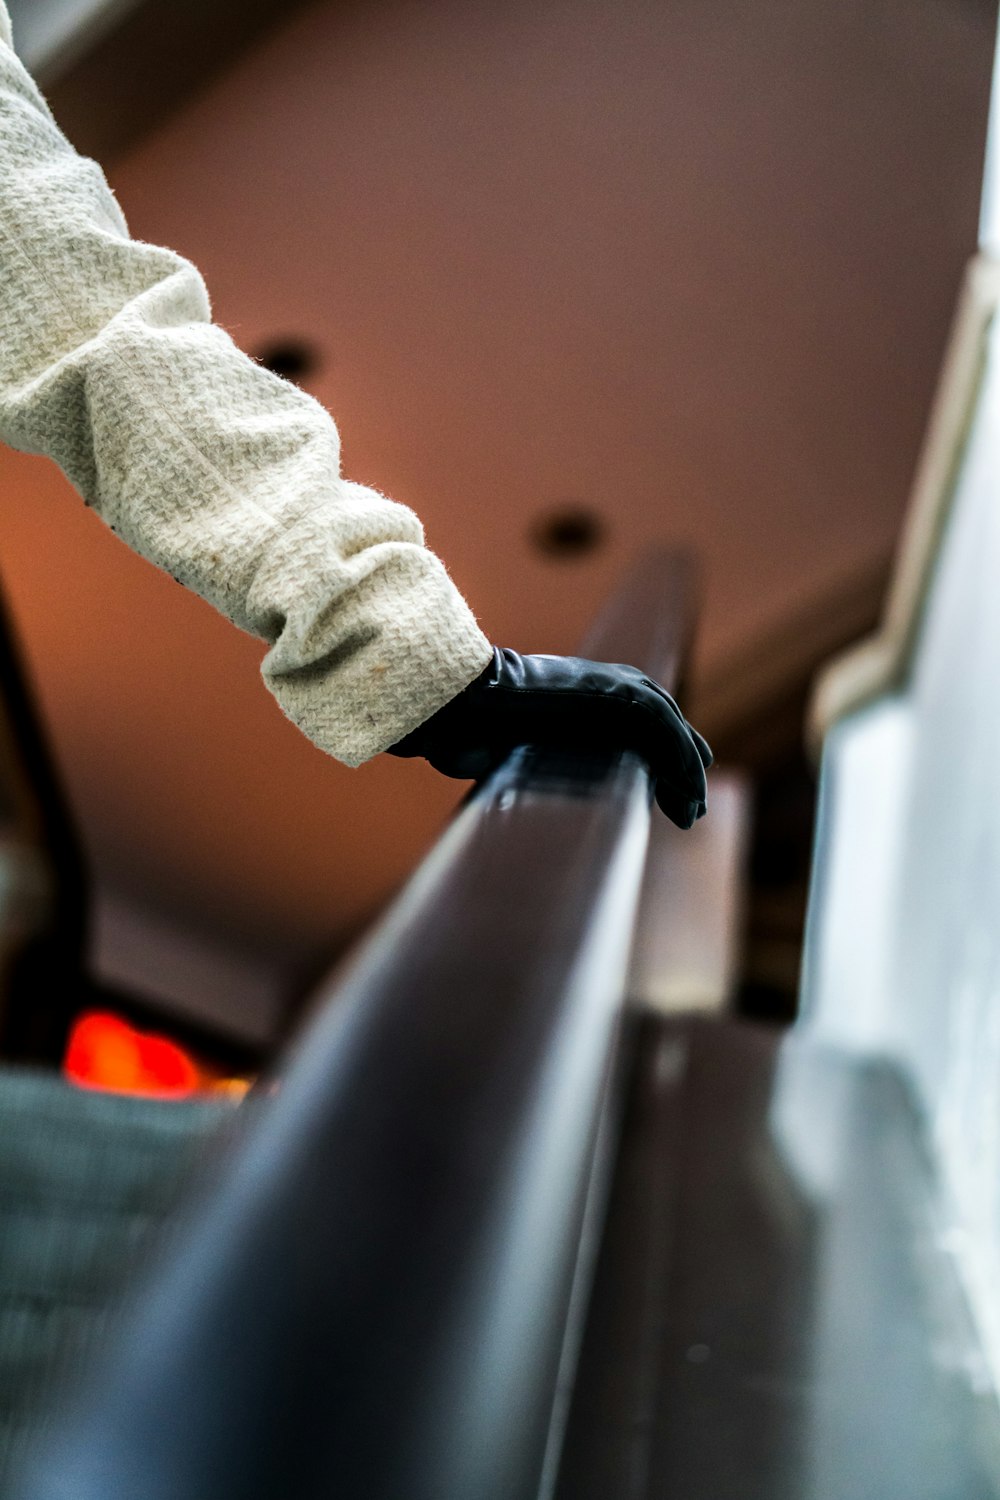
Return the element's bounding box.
[388,647,713,828]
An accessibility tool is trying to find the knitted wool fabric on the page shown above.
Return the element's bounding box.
[0,2,493,765]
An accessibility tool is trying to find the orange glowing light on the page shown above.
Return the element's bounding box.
[210,1076,252,1100]
[64,1011,199,1097]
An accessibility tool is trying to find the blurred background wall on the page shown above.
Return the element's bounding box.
[0,0,994,1044]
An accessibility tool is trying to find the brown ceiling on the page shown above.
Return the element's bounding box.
[0,0,994,986]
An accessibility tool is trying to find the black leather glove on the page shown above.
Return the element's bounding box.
[388,647,713,828]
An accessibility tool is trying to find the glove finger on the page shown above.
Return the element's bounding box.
[654,778,706,828]
[633,687,708,802]
[690,726,714,769]
[638,678,713,778]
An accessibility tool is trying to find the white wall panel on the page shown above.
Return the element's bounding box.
[802,290,1000,1388]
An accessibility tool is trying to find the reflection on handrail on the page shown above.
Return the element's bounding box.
[20,550,697,1500]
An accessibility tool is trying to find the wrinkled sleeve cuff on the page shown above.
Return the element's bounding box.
[259,540,493,766]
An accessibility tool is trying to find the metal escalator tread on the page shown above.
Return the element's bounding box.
[0,1067,228,1494]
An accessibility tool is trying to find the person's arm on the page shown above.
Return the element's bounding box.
[0,4,711,822]
[0,3,493,766]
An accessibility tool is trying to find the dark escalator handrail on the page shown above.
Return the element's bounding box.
[23,551,697,1500]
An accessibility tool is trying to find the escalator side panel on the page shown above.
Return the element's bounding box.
[556,1017,1000,1500]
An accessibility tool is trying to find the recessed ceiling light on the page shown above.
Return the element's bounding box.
[531,506,606,559]
[256,339,321,385]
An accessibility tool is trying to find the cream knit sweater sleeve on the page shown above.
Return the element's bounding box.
[0,4,492,765]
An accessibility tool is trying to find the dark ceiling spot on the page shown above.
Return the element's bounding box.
[256,339,321,384]
[532,507,606,560]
